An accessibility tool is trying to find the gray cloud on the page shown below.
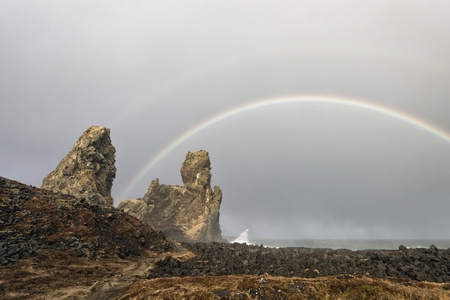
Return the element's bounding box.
[2,1,450,239]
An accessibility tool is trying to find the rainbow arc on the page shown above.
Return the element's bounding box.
[118,95,450,200]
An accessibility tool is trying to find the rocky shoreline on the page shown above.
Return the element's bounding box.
[148,242,450,283]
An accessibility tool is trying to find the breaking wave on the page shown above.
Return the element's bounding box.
[232,229,250,244]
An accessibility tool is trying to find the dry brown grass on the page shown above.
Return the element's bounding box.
[2,250,450,299]
[117,275,450,300]
[0,242,190,300]
[0,250,136,299]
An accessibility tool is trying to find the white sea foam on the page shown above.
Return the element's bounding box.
[232,229,250,244]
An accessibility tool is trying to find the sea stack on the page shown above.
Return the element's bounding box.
[119,150,223,242]
[41,126,116,207]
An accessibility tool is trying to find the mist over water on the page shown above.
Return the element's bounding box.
[228,230,450,250]
[253,239,450,251]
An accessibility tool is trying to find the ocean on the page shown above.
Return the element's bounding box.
[243,239,450,251]
[225,231,450,250]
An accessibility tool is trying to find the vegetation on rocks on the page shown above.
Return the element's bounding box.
[119,275,450,299]
[0,176,173,266]
[0,250,134,299]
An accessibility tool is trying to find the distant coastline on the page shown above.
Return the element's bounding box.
[224,237,450,250]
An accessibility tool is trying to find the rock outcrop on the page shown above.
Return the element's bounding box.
[41,126,116,207]
[118,150,223,242]
[0,176,173,265]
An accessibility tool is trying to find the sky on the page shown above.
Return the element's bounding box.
[2,0,450,240]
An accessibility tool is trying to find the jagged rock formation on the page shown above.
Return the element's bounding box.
[119,150,223,242]
[41,126,116,207]
[0,176,173,265]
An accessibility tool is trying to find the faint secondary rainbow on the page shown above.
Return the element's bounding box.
[118,95,450,200]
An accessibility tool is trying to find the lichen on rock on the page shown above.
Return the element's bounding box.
[118,150,223,242]
[41,126,116,207]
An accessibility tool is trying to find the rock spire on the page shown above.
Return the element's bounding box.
[41,126,116,207]
[118,150,223,242]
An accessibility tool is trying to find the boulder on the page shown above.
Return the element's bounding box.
[119,150,223,242]
[41,126,116,207]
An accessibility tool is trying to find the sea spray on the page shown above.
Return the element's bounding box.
[232,229,250,244]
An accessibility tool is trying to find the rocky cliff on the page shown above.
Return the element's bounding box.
[118,150,223,242]
[41,126,116,207]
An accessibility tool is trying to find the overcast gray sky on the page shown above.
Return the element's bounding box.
[2,1,450,240]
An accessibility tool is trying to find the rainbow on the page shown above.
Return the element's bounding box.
[117,95,450,200]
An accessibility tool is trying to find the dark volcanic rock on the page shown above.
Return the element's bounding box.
[118,150,223,242]
[41,126,116,207]
[147,242,450,283]
[0,176,173,265]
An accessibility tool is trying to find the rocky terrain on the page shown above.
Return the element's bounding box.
[119,150,223,242]
[41,126,116,208]
[0,176,173,266]
[149,242,450,283]
[2,177,450,299]
[2,125,450,299]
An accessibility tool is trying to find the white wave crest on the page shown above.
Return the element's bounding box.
[232,229,250,244]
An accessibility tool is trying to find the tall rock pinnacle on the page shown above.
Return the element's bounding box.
[41,126,116,207]
[118,150,223,242]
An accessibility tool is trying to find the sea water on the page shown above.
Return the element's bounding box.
[227,230,450,250]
